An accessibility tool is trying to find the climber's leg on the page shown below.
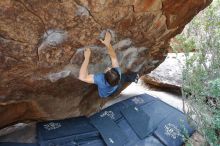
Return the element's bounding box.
[121,72,139,84]
[110,72,139,97]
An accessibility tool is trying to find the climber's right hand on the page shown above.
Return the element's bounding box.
[100,31,111,47]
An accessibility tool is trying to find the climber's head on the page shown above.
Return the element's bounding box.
[104,67,120,86]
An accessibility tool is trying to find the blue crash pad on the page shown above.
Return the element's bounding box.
[135,136,165,146]
[117,117,164,146]
[121,94,156,107]
[98,102,126,121]
[121,105,150,139]
[119,99,176,139]
[154,111,195,146]
[36,94,194,146]
[37,116,100,146]
[89,115,128,146]
[79,139,106,146]
[37,116,97,140]
[137,100,177,136]
[0,143,37,146]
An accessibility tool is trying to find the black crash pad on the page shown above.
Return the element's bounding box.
[89,114,128,146]
[121,105,150,139]
[154,111,195,146]
[36,94,195,146]
[37,116,100,146]
[0,143,37,146]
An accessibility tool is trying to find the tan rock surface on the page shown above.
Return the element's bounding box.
[143,53,186,93]
[0,0,212,128]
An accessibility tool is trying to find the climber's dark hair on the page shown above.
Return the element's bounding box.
[104,68,120,86]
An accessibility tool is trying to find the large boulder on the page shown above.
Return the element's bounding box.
[0,0,212,128]
[142,53,186,93]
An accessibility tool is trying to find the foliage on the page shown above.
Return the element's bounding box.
[171,0,220,145]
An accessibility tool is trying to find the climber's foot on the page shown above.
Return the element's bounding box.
[134,73,140,83]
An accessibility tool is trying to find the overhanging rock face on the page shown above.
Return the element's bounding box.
[0,0,211,128]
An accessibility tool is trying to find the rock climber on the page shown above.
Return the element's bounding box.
[78,31,139,98]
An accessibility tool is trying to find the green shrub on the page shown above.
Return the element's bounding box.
[171,0,220,145]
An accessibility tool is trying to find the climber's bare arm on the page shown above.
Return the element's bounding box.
[100,31,119,68]
[78,48,94,83]
[106,44,119,68]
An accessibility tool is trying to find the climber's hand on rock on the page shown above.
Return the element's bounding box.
[84,48,91,59]
[100,31,111,47]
